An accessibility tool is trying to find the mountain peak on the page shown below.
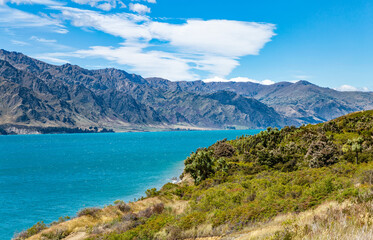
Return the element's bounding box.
[295,80,313,85]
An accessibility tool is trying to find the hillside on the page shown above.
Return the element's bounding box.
[17,110,373,240]
[0,49,285,134]
[146,78,373,124]
[2,49,373,134]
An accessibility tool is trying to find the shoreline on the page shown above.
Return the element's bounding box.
[2,129,262,240]
[0,126,264,136]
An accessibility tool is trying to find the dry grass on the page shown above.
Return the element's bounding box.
[24,193,373,240]
[25,196,188,240]
[224,200,373,240]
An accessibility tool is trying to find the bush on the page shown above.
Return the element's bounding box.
[77,207,101,218]
[185,150,215,185]
[50,216,70,226]
[115,201,131,212]
[138,203,165,218]
[305,137,338,168]
[14,221,47,239]
[213,141,235,159]
[41,228,70,240]
[360,170,373,185]
[145,188,159,198]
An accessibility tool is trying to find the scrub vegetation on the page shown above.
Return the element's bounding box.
[18,110,373,240]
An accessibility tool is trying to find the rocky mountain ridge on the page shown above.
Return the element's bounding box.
[0,49,287,134]
[1,49,372,134]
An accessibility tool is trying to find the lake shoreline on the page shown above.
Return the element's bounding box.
[1,129,261,239]
[0,124,260,136]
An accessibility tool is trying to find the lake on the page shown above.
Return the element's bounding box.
[0,129,261,239]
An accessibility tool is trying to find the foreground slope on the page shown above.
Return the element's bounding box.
[18,110,373,240]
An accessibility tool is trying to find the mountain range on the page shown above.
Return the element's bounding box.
[0,49,372,134]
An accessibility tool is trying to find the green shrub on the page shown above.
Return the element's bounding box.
[145,188,159,198]
[185,150,215,185]
[14,221,47,239]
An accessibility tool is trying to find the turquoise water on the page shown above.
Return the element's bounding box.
[0,129,260,239]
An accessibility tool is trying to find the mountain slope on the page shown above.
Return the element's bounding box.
[0,49,284,133]
[146,78,373,124]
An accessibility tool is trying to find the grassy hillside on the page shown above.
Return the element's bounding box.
[18,110,373,240]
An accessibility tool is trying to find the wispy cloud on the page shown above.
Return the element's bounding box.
[70,0,126,11]
[11,39,29,46]
[35,55,70,64]
[49,43,197,81]
[30,36,56,43]
[293,75,311,80]
[0,5,67,33]
[0,0,62,6]
[30,36,72,50]
[1,2,275,80]
[49,6,275,80]
[131,0,156,3]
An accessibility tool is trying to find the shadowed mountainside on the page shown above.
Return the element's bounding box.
[1,49,373,134]
[0,49,285,133]
[146,77,373,124]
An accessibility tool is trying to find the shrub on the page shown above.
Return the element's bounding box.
[360,170,373,185]
[14,221,47,239]
[138,203,165,218]
[77,207,101,218]
[50,216,70,226]
[213,141,235,159]
[185,150,215,185]
[115,201,131,213]
[41,228,70,240]
[305,137,338,168]
[122,212,138,222]
[145,188,159,198]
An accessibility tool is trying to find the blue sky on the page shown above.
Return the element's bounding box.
[0,0,372,91]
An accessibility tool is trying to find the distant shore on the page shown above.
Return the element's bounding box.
[0,123,255,136]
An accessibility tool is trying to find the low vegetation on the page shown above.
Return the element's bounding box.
[18,110,373,240]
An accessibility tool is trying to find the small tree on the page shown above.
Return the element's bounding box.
[343,137,363,164]
[305,137,338,168]
[184,150,214,185]
[213,141,235,159]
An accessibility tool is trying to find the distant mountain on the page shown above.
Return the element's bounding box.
[0,49,286,134]
[146,78,373,124]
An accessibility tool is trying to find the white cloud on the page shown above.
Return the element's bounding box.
[293,75,311,80]
[131,0,156,3]
[11,39,29,46]
[335,85,370,92]
[29,35,72,50]
[0,5,67,33]
[56,7,150,39]
[129,3,150,14]
[362,87,370,92]
[50,7,275,80]
[203,76,275,85]
[35,55,70,64]
[51,43,196,81]
[150,20,275,57]
[71,0,126,11]
[30,36,56,43]
[0,0,61,5]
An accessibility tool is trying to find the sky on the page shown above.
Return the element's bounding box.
[0,0,372,91]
